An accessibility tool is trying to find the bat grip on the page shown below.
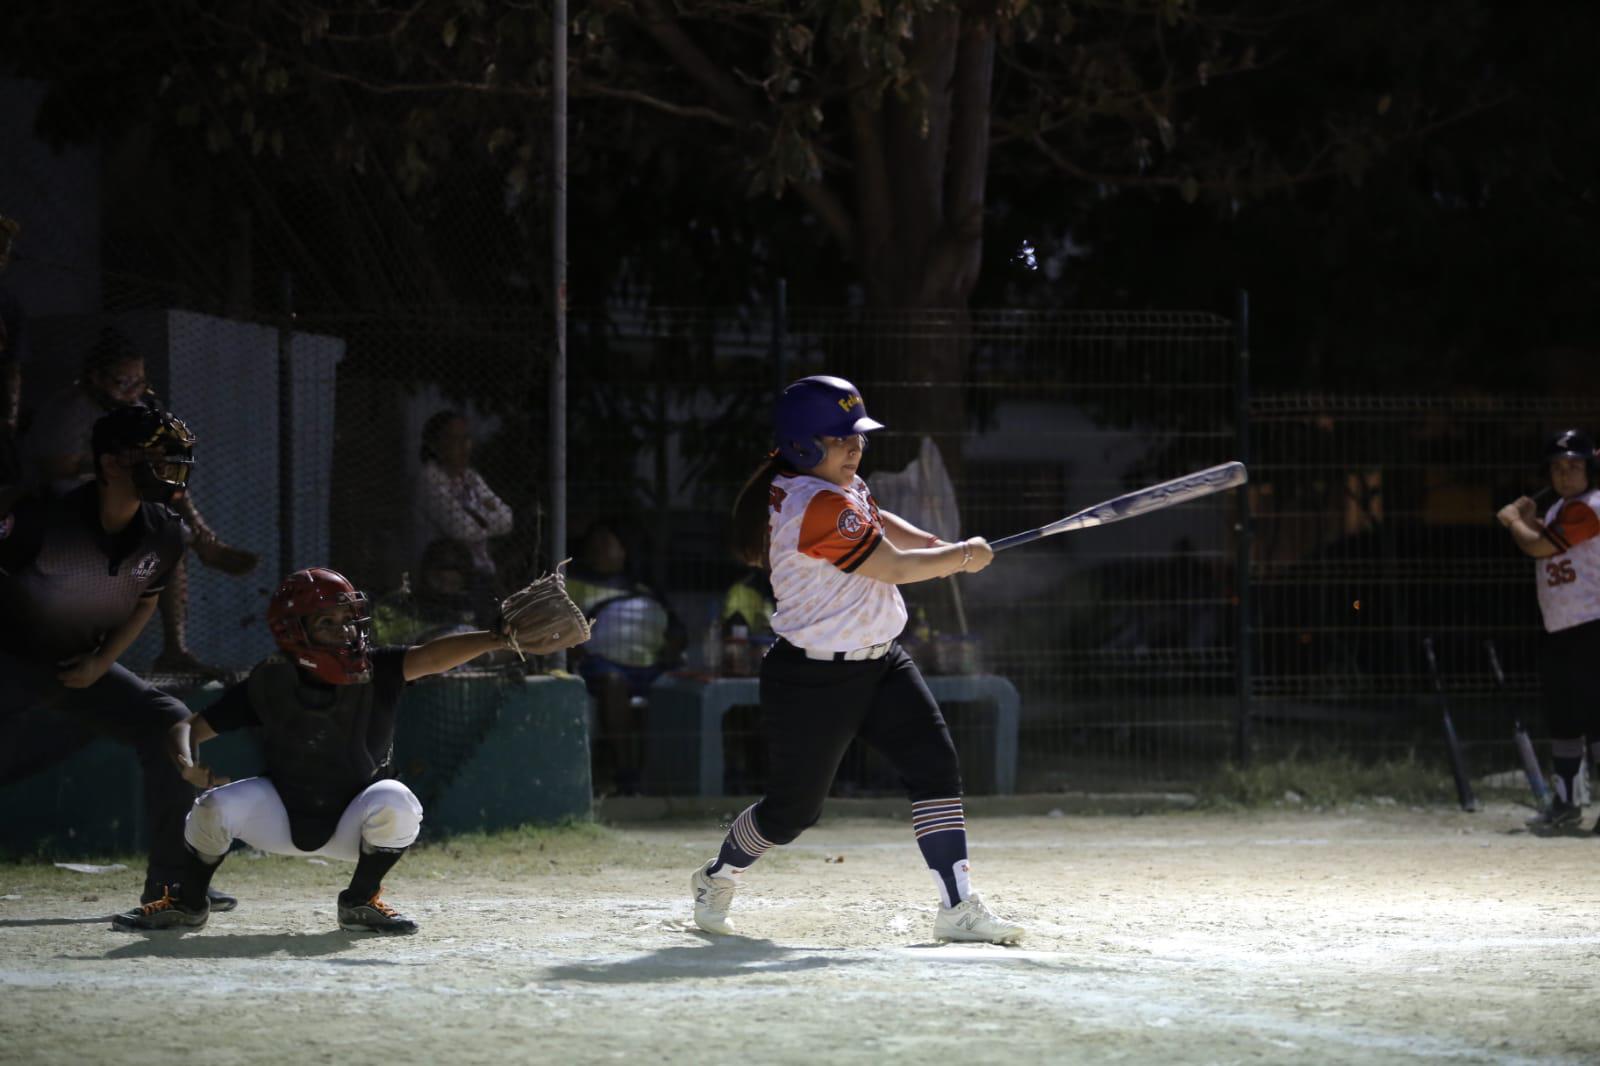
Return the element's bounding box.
[990,529,1042,553]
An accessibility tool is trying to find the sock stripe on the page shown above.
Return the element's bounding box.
[730,805,775,857]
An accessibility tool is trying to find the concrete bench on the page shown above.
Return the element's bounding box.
[643,672,1020,797]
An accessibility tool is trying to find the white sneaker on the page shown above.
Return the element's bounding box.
[690,862,737,935]
[933,892,1025,945]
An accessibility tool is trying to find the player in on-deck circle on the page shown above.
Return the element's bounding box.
[112,566,582,934]
[689,374,1025,943]
[1497,428,1600,833]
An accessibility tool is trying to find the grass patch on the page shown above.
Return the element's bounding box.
[1195,752,1457,809]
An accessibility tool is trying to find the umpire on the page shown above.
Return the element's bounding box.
[0,403,234,913]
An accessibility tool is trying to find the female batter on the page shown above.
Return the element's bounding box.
[690,375,1024,943]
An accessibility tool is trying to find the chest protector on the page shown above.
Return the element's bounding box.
[247,656,398,852]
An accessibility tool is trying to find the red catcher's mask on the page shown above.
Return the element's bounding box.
[267,568,372,685]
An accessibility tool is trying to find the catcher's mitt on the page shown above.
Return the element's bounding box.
[498,559,591,659]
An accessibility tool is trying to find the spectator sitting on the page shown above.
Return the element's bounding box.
[413,410,512,625]
[721,567,776,639]
[565,521,686,795]
[371,538,502,654]
[23,329,258,677]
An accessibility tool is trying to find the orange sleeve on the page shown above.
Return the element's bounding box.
[798,492,882,572]
[1553,501,1600,550]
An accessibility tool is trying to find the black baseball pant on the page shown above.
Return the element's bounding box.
[0,650,197,886]
[1540,618,1600,739]
[752,639,961,844]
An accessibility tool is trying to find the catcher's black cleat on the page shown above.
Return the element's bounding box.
[337,891,418,935]
[142,882,236,912]
[1527,800,1583,835]
[113,889,209,932]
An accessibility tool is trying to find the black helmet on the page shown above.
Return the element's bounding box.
[1545,427,1597,474]
[91,403,196,504]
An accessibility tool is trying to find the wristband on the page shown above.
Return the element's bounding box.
[959,541,973,570]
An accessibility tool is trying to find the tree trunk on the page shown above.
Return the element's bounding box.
[846,11,994,476]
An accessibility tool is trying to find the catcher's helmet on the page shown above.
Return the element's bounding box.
[268,568,373,685]
[773,375,885,469]
[91,403,195,504]
[1545,428,1598,480]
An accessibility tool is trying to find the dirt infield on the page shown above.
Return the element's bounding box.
[2,804,1598,1065]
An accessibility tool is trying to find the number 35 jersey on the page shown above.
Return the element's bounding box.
[1536,488,1600,632]
[767,472,908,652]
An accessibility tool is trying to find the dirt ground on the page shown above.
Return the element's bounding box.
[2,803,1598,1065]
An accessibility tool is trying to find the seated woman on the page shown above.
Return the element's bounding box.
[565,521,685,794]
[372,538,520,671]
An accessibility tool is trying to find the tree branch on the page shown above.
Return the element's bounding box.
[628,0,854,251]
[580,82,741,127]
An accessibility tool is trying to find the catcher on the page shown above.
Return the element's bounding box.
[113,564,588,934]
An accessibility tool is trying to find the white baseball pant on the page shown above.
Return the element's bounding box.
[185,776,423,863]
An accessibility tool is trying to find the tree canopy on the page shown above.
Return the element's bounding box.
[1,0,1595,389]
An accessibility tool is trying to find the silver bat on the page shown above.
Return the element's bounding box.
[991,461,1248,552]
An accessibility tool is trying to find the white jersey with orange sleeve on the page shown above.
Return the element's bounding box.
[767,472,908,652]
[1535,488,1600,632]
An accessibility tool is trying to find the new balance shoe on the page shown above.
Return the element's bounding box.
[112,889,209,932]
[337,891,418,935]
[1527,801,1583,835]
[933,892,1025,945]
[690,862,737,935]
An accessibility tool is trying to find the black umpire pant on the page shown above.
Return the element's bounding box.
[0,649,196,886]
[753,639,962,844]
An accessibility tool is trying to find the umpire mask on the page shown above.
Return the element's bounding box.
[92,405,197,505]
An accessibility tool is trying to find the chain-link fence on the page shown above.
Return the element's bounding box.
[7,271,1593,794]
[1246,394,1600,777]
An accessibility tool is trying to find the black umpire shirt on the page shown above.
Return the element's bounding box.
[0,482,184,662]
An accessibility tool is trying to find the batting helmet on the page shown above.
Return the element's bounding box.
[268,568,373,685]
[773,375,885,469]
[1545,428,1598,480]
[91,403,195,504]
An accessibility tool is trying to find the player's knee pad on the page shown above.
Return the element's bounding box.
[359,780,423,850]
[184,789,234,860]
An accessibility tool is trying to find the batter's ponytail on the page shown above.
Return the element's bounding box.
[730,454,795,568]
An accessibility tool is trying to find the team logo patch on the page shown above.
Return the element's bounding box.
[836,507,866,541]
[131,553,161,582]
[0,514,11,540]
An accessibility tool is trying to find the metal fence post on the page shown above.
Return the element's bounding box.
[1234,289,1253,766]
[277,272,295,574]
[549,0,569,670]
[772,277,787,394]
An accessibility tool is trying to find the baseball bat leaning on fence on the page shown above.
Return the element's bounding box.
[1422,636,1478,812]
[990,461,1249,552]
[1485,638,1550,812]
